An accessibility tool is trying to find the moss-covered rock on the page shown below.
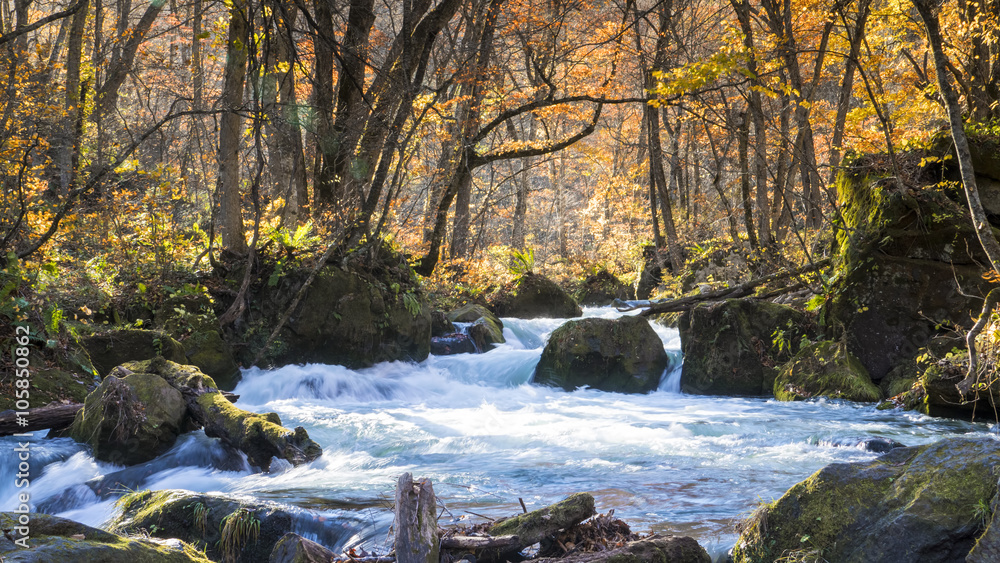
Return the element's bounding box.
[82,329,187,378]
[155,293,241,390]
[0,512,212,562]
[825,167,993,382]
[488,493,596,554]
[259,264,431,368]
[445,304,506,352]
[67,369,187,465]
[446,304,500,324]
[574,270,632,306]
[109,490,350,563]
[893,350,1000,418]
[491,273,583,319]
[534,316,667,393]
[679,299,815,396]
[732,436,1000,563]
[773,341,881,402]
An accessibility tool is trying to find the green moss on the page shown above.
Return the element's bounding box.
[773,341,881,402]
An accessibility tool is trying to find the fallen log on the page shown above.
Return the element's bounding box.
[440,535,520,550]
[0,403,82,436]
[485,493,595,556]
[617,258,830,316]
[394,473,439,563]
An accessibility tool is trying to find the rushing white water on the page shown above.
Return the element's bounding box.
[1,307,995,558]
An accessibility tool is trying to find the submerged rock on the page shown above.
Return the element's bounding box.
[67,369,187,465]
[773,341,881,402]
[732,436,1000,563]
[109,490,353,563]
[679,299,815,396]
[0,512,212,562]
[534,316,668,393]
[491,273,583,319]
[430,333,478,355]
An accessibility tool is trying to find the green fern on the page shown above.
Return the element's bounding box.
[509,247,535,275]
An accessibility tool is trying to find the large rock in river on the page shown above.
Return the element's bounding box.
[773,340,881,402]
[491,273,583,319]
[679,299,815,396]
[732,436,1000,563]
[0,512,212,562]
[260,262,432,368]
[446,304,505,352]
[534,316,667,393]
[67,367,187,465]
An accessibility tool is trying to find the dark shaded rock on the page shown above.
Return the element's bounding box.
[67,369,187,465]
[446,304,505,352]
[533,535,710,563]
[260,264,432,368]
[109,490,354,563]
[636,245,668,300]
[491,273,583,319]
[679,299,815,396]
[270,533,339,563]
[773,341,881,402]
[431,311,456,337]
[82,329,187,377]
[575,270,632,306]
[154,292,240,389]
[0,512,211,562]
[826,172,993,381]
[431,333,477,355]
[819,436,907,453]
[894,350,1000,419]
[732,436,1000,563]
[534,316,668,393]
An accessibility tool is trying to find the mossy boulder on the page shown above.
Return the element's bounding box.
[894,350,1000,418]
[67,369,187,465]
[574,270,632,306]
[679,299,815,396]
[82,329,187,378]
[826,168,993,381]
[773,341,882,402]
[0,512,212,562]
[732,436,1000,563]
[491,273,583,319]
[260,264,431,368]
[446,304,506,352]
[431,310,456,337]
[109,490,352,563]
[534,316,668,393]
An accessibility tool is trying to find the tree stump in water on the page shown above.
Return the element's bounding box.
[394,473,439,563]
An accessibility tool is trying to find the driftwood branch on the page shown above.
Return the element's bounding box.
[440,535,520,550]
[618,258,831,316]
[0,403,82,436]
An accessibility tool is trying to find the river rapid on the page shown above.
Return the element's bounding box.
[2,308,995,558]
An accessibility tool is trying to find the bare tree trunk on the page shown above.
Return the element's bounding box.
[737,110,759,249]
[215,0,249,254]
[51,0,89,195]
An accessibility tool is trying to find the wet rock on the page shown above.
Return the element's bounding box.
[487,493,596,556]
[534,316,668,393]
[431,333,477,355]
[491,273,583,319]
[0,512,211,562]
[81,329,187,377]
[679,299,815,396]
[732,436,1000,563]
[894,350,1000,419]
[270,533,339,563]
[109,490,354,563]
[819,436,907,453]
[67,369,187,465]
[431,311,456,337]
[446,304,501,324]
[773,341,881,402]
[447,304,506,352]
